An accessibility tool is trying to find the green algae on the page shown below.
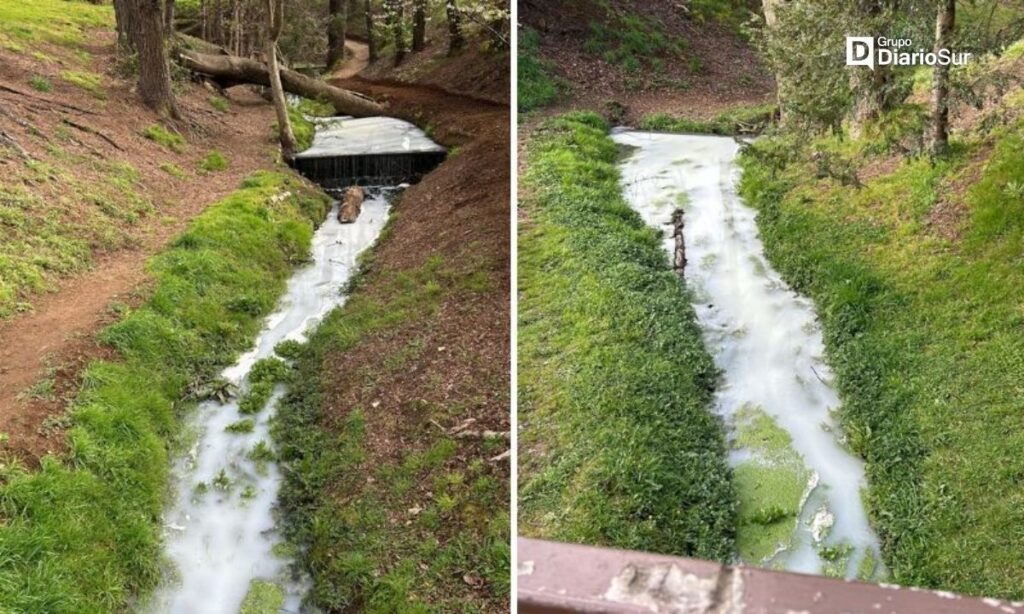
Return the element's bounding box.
[239,580,284,614]
[732,404,813,564]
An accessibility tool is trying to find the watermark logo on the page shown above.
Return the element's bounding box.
[845,36,972,69]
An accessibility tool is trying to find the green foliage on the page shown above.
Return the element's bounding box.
[199,151,228,172]
[28,75,51,92]
[238,358,290,415]
[640,104,777,136]
[739,115,1024,598]
[273,339,304,360]
[0,172,329,612]
[142,124,186,153]
[226,419,256,434]
[240,580,284,614]
[518,112,736,560]
[518,27,562,113]
[274,253,509,611]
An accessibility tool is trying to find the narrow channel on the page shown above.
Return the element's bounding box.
[612,130,881,579]
[148,116,444,612]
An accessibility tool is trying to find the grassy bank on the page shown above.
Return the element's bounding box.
[0,172,329,611]
[739,106,1024,597]
[518,27,561,114]
[518,112,735,559]
[275,223,509,611]
[639,103,777,136]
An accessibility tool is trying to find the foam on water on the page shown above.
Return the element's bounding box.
[612,130,881,577]
[146,192,392,613]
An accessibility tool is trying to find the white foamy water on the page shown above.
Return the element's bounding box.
[146,192,392,613]
[612,130,880,578]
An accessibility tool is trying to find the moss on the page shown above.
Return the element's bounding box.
[639,104,778,136]
[159,163,187,178]
[199,151,228,172]
[142,124,186,153]
[225,419,255,434]
[208,96,230,112]
[28,75,51,92]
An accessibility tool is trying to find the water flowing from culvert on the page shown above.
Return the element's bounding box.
[612,130,882,579]
[146,193,392,613]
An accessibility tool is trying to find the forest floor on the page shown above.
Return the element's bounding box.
[0,16,284,462]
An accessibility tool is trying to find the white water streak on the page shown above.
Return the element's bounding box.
[147,193,391,613]
[612,130,880,578]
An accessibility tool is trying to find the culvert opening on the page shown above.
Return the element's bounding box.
[291,116,447,190]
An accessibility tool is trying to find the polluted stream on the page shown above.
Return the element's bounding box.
[148,117,443,613]
[612,130,882,579]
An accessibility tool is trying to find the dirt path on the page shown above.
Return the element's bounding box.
[0,57,280,461]
[331,40,370,79]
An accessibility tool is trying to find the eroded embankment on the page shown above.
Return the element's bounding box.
[0,172,330,611]
[274,79,511,610]
[517,113,736,560]
[613,131,881,579]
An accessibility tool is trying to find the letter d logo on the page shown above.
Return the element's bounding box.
[846,36,875,70]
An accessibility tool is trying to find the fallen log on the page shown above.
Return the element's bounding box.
[338,186,364,223]
[179,51,384,117]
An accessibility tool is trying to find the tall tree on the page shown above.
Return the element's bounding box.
[930,0,955,155]
[267,0,297,159]
[385,0,406,64]
[113,0,134,48]
[327,0,347,69]
[412,0,427,52]
[445,0,463,54]
[164,0,176,31]
[849,0,900,136]
[117,0,180,118]
[364,0,378,61]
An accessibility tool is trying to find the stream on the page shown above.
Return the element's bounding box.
[146,193,391,613]
[612,130,882,578]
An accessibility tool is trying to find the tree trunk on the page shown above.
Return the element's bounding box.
[164,0,176,32]
[327,0,347,69]
[446,0,464,55]
[113,0,134,49]
[266,0,296,159]
[180,51,385,116]
[761,0,787,123]
[412,0,427,52]
[213,0,223,44]
[386,0,406,65]
[849,1,895,137]
[130,0,179,118]
[365,0,377,61]
[930,0,955,156]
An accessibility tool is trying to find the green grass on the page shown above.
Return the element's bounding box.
[240,580,284,614]
[584,12,685,73]
[142,124,186,153]
[159,162,187,178]
[28,75,52,92]
[60,70,104,99]
[640,104,777,136]
[0,0,111,53]
[0,171,330,612]
[517,112,736,559]
[518,27,562,113]
[739,111,1024,598]
[208,96,230,113]
[199,151,228,172]
[275,251,509,612]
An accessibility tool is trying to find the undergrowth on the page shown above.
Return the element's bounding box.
[640,103,777,136]
[518,27,562,113]
[517,112,736,559]
[0,171,329,612]
[740,108,1024,598]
